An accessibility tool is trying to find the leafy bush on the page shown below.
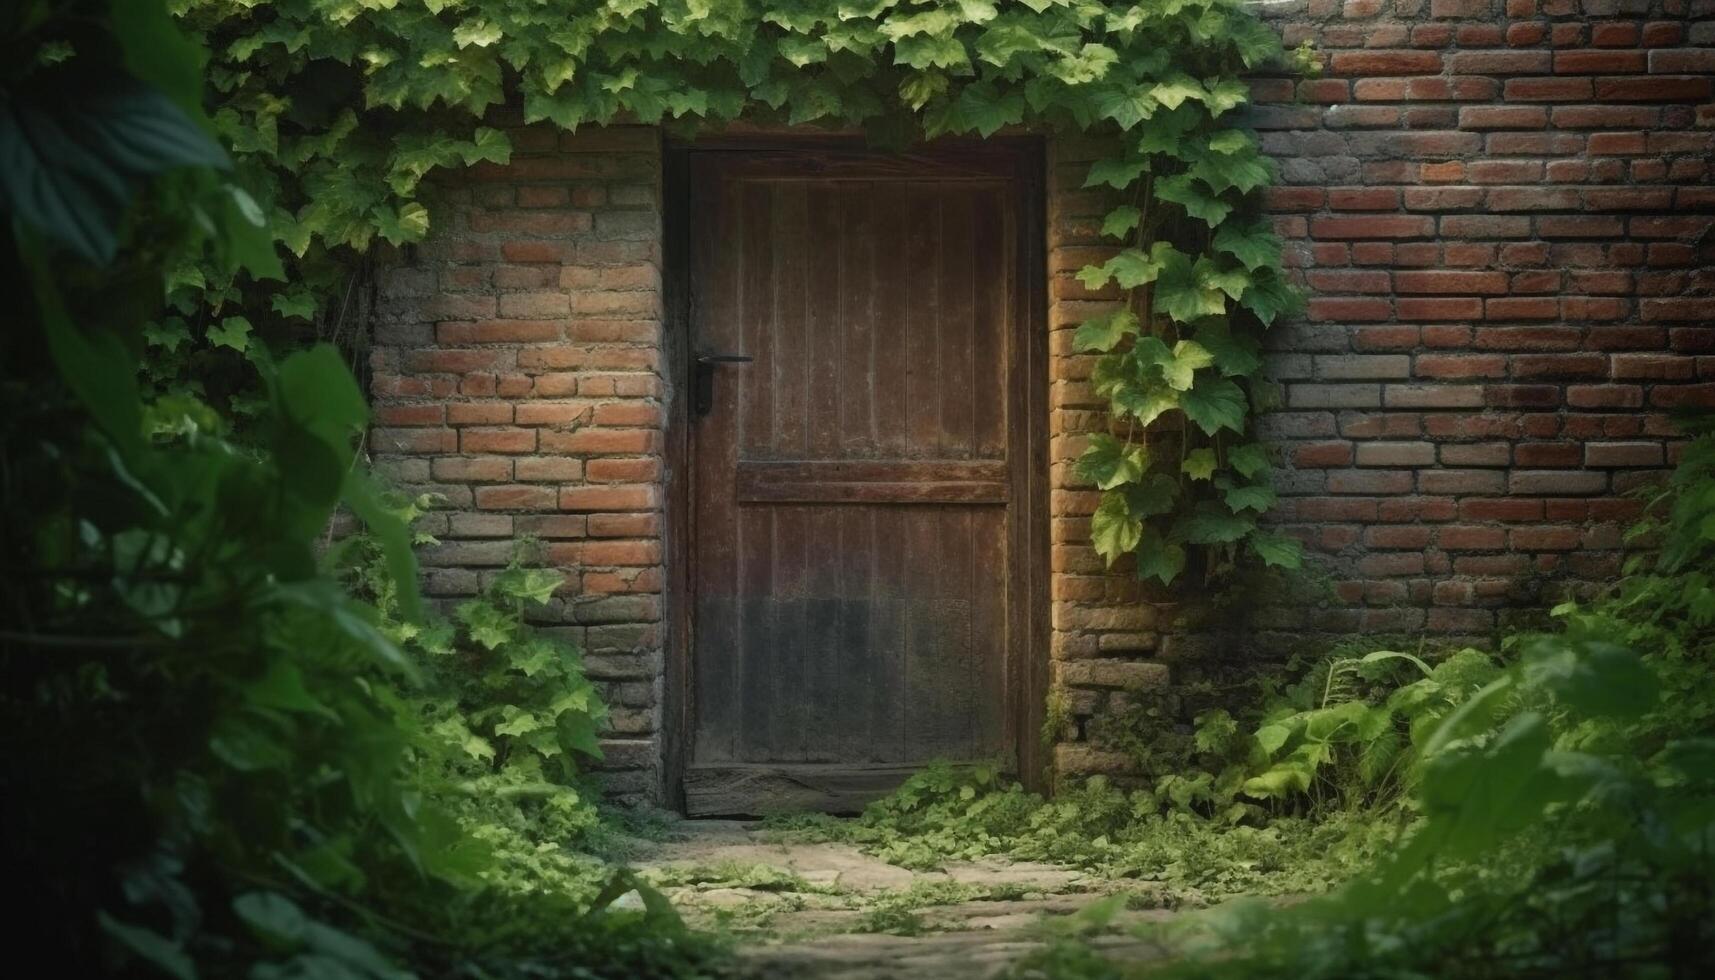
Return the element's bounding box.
[1005,427,1715,978]
[2,4,722,977]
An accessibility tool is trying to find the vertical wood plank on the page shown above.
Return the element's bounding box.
[972,186,1009,460]
[938,189,977,458]
[690,166,741,762]
[872,184,909,458]
[841,184,878,457]
[807,184,843,458]
[773,183,810,458]
[903,188,941,457]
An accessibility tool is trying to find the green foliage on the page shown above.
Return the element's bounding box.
[159,0,1298,587]
[2,4,722,977]
[1009,423,1715,979]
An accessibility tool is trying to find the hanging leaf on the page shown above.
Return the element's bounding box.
[1180,376,1248,435]
[1084,155,1148,189]
[1134,533,1186,585]
[1248,531,1305,569]
[1174,501,1256,545]
[1194,318,1264,377]
[1182,448,1217,480]
[1225,483,1276,513]
[1077,433,1146,490]
[1072,309,1139,353]
[1101,204,1141,239]
[1212,219,1282,272]
[1154,172,1232,226]
[1227,443,1270,478]
[1091,490,1143,565]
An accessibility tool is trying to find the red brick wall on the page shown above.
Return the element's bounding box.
[1046,0,1714,776]
[369,125,666,801]
[374,1,1715,795]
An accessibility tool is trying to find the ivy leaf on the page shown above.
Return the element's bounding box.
[1174,502,1256,545]
[1101,204,1141,239]
[1194,145,1272,194]
[495,566,564,605]
[1091,490,1143,565]
[953,82,1024,136]
[1127,473,1180,518]
[1094,85,1157,130]
[457,600,516,650]
[895,34,969,71]
[1112,378,1179,426]
[1206,129,1252,155]
[1200,259,1253,303]
[1161,339,1215,391]
[1212,220,1282,272]
[1072,309,1139,353]
[900,71,949,110]
[1227,443,1270,479]
[1108,243,1173,288]
[1239,270,1304,326]
[1152,248,1228,323]
[1193,319,1263,377]
[1076,433,1146,490]
[1149,74,1204,110]
[207,316,252,352]
[1226,483,1276,513]
[1249,531,1305,569]
[1182,448,1217,481]
[452,20,503,48]
[1134,533,1186,585]
[494,707,545,738]
[272,289,317,321]
[1201,78,1251,116]
[1180,376,1248,435]
[1076,262,1115,291]
[1154,172,1232,226]
[1230,16,1285,68]
[144,318,191,352]
[1136,103,1203,156]
[1084,155,1148,189]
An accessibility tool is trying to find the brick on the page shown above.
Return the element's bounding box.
[1397,298,1485,321]
[1555,51,1647,74]
[1509,470,1608,495]
[1310,216,1436,240]
[1593,76,1712,103]
[1586,442,1664,467]
[1355,442,1437,467]
[1330,50,1444,75]
[1395,271,1510,295]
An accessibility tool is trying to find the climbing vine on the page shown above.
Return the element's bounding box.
[173,0,1308,580]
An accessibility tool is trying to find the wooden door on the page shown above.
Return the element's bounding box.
[680,146,1041,816]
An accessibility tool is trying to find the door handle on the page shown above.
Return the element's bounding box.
[693,353,753,417]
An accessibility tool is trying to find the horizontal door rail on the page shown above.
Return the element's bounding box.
[735,459,1009,504]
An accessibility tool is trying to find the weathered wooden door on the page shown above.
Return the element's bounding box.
[681,146,1041,816]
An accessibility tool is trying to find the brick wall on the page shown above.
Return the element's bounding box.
[1046,0,1714,777]
[368,125,667,801]
[373,1,1715,796]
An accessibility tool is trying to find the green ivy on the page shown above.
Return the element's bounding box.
[150,0,1311,581]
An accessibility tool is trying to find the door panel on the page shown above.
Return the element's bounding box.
[686,149,1028,815]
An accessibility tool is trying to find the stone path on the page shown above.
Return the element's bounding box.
[627,821,1181,979]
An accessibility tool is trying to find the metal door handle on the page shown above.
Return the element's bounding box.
[694,353,753,417]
